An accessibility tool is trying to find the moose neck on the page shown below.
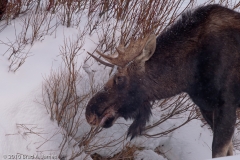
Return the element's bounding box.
[142,29,201,101]
[130,6,215,101]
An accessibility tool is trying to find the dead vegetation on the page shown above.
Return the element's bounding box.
[1,0,240,159]
[91,145,138,160]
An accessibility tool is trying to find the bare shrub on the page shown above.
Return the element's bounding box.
[91,145,138,160]
[4,0,36,22]
[56,0,86,27]
[142,94,199,138]
[87,0,196,56]
[40,33,128,159]
[1,3,58,72]
[0,22,32,72]
[40,31,99,159]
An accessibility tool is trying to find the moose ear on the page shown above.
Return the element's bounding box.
[135,34,156,63]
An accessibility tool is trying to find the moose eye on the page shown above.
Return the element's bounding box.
[115,76,125,85]
[103,86,108,91]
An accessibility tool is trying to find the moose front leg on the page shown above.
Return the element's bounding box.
[200,108,214,129]
[212,105,236,158]
[227,141,233,156]
[201,108,234,157]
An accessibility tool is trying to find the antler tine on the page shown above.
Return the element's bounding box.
[115,46,125,55]
[119,36,125,46]
[88,35,152,67]
[96,50,115,61]
[128,37,135,48]
[115,37,125,54]
[87,52,114,68]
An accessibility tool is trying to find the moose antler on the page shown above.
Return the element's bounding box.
[87,52,114,67]
[89,35,151,67]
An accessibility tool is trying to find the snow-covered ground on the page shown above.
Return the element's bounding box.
[1,0,240,160]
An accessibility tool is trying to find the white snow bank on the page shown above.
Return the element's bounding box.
[206,155,240,160]
[0,88,62,158]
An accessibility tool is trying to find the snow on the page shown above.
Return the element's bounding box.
[206,155,240,160]
[160,120,212,160]
[0,0,240,160]
[0,93,62,157]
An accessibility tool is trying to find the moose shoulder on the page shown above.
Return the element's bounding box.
[85,4,240,158]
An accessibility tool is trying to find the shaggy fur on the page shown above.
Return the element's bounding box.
[0,0,7,20]
[86,4,240,158]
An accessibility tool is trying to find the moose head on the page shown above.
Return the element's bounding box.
[85,34,157,138]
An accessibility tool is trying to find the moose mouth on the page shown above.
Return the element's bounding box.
[99,107,118,128]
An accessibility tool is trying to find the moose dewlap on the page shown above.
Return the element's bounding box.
[85,4,240,158]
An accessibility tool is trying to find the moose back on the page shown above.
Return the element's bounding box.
[85,4,240,158]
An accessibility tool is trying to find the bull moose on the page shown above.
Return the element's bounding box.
[85,4,240,158]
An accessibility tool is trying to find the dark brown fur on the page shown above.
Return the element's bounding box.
[0,0,8,20]
[86,4,240,158]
